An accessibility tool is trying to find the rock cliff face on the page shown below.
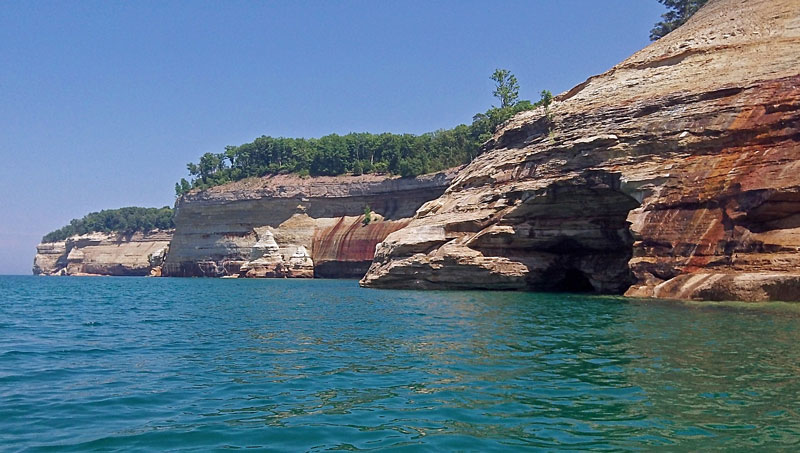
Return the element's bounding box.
[33,230,173,276]
[162,172,455,278]
[361,0,800,301]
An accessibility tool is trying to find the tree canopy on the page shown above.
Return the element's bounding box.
[491,69,520,108]
[650,0,709,41]
[42,207,174,242]
[177,70,545,196]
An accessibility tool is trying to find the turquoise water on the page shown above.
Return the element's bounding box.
[1,276,799,451]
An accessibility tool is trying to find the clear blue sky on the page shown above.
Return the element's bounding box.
[0,1,665,275]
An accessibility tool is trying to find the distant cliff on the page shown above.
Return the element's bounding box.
[361,0,800,302]
[33,230,172,276]
[163,171,456,278]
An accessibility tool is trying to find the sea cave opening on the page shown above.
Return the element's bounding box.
[552,268,596,293]
[506,173,642,295]
[463,173,643,294]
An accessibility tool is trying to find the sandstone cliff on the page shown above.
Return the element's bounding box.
[163,172,455,278]
[361,0,800,301]
[33,230,173,276]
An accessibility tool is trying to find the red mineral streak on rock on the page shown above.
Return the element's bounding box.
[312,217,410,278]
[361,0,800,301]
[162,171,456,278]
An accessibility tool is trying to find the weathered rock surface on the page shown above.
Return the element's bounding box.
[33,230,173,276]
[235,229,315,278]
[361,0,800,301]
[147,244,170,277]
[312,216,410,278]
[163,172,455,278]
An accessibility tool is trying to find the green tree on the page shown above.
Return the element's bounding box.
[177,73,547,191]
[540,90,553,110]
[650,0,708,41]
[540,90,554,123]
[352,160,363,176]
[198,152,223,183]
[362,205,372,226]
[490,69,519,108]
[43,207,175,242]
[175,178,192,197]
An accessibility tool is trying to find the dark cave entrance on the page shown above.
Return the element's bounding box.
[551,268,596,293]
[480,172,642,295]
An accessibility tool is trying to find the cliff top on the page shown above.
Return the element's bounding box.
[181,168,461,202]
[38,229,174,246]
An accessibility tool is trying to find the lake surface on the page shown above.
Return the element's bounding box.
[1,276,799,451]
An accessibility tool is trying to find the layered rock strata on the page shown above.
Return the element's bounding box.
[162,172,455,278]
[236,230,315,278]
[33,230,173,276]
[361,0,800,301]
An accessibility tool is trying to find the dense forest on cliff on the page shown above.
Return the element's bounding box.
[176,101,539,195]
[42,207,174,242]
[176,70,548,196]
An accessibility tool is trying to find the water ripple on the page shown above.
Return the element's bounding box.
[1,276,800,451]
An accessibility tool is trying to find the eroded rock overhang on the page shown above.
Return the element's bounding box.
[360,0,800,301]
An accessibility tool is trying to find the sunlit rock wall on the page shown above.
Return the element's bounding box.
[33,230,173,276]
[163,172,455,278]
[361,0,800,301]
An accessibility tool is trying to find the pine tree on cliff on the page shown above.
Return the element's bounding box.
[650,0,709,41]
[490,69,519,108]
